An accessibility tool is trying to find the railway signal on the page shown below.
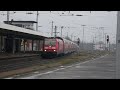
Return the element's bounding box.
[106,35,110,51]
[77,38,80,46]
[107,35,109,43]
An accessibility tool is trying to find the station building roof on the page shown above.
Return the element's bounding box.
[0,23,47,39]
[4,21,37,23]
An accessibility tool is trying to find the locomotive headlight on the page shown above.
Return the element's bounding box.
[54,50,56,51]
[45,50,46,51]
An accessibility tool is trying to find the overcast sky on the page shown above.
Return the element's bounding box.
[0,11,117,44]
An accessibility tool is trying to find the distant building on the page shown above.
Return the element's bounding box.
[94,43,105,51]
[4,20,37,30]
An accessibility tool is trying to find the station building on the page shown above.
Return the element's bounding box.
[4,20,37,30]
[0,22,47,54]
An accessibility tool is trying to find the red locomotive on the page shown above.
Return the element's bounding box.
[41,37,79,58]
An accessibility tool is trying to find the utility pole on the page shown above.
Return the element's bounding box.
[93,36,95,51]
[51,21,54,37]
[105,33,107,50]
[107,35,109,51]
[74,36,76,41]
[81,25,86,50]
[36,11,39,31]
[71,34,73,41]
[101,27,105,50]
[7,11,10,24]
[61,26,63,37]
[98,27,102,50]
[100,27,106,50]
[116,11,120,79]
[99,27,105,50]
[67,32,68,37]
[55,26,57,37]
[53,26,59,38]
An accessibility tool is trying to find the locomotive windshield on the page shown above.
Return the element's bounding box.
[45,39,56,46]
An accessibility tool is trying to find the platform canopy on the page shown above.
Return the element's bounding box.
[0,23,47,39]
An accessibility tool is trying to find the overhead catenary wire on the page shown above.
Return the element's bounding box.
[0,11,116,43]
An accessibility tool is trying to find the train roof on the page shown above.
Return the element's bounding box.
[46,37,79,45]
[46,37,63,40]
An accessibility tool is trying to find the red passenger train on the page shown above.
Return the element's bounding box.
[41,37,79,58]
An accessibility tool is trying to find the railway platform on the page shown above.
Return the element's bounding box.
[0,53,40,60]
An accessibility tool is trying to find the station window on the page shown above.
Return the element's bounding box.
[25,40,32,51]
[24,40,31,51]
[40,40,44,51]
[20,39,33,51]
[20,39,24,51]
[33,40,39,51]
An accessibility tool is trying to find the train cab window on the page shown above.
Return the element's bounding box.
[45,39,56,46]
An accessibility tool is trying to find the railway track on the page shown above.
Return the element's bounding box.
[0,53,75,73]
[0,51,108,78]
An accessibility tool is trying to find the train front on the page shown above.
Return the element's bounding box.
[41,38,57,58]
